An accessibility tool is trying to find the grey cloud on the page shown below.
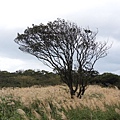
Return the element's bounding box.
[64,1,120,40]
[1,0,120,74]
[0,28,36,60]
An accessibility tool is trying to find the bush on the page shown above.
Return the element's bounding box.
[0,70,61,88]
[90,73,120,89]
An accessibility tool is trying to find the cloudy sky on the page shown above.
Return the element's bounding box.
[0,0,120,74]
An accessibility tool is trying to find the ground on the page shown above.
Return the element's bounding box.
[0,85,120,111]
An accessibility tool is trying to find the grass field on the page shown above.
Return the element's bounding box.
[0,85,120,119]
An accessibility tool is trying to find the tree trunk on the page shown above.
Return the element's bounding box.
[73,79,78,93]
[70,87,75,99]
[68,81,75,98]
[77,85,86,98]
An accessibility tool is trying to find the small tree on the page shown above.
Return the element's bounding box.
[14,18,110,98]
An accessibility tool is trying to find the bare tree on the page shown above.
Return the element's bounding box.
[14,18,110,98]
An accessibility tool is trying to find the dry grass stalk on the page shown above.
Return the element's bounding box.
[17,109,29,120]
[115,108,120,115]
[0,85,120,111]
[57,111,68,120]
[31,109,41,119]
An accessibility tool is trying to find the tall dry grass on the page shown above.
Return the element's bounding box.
[0,85,120,111]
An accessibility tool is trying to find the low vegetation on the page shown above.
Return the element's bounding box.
[0,70,61,88]
[90,72,120,89]
[0,69,120,119]
[0,85,120,119]
[0,70,120,89]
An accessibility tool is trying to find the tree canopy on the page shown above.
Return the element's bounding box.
[15,18,110,98]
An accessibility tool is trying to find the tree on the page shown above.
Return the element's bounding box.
[14,18,111,98]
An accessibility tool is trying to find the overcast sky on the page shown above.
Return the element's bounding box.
[0,0,120,74]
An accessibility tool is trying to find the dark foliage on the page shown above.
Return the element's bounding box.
[0,70,61,88]
[89,72,120,89]
[0,69,119,90]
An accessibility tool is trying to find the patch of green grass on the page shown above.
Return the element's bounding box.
[0,95,22,120]
[31,99,62,120]
[31,99,49,120]
[0,95,37,120]
[65,105,120,120]
[0,95,120,120]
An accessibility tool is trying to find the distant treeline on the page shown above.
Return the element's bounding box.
[0,69,120,89]
[0,69,62,88]
[89,72,120,89]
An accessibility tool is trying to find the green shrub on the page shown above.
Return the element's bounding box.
[0,70,61,88]
[90,73,120,89]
